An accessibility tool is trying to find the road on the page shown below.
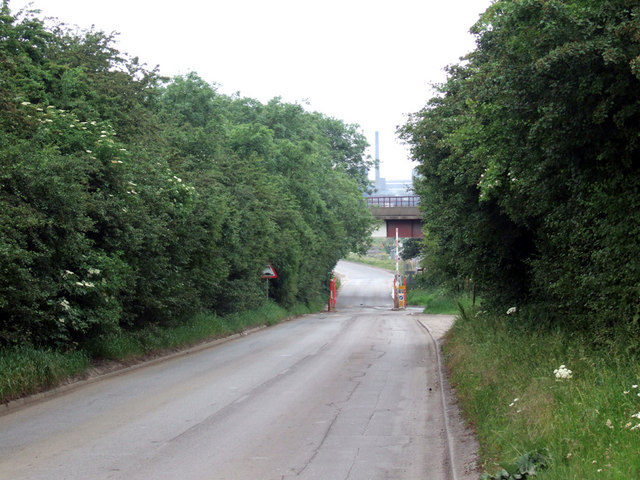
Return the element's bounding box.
[0,260,477,479]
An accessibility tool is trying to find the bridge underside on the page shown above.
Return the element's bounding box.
[385,219,423,238]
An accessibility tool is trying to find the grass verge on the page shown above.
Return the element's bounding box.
[345,253,395,271]
[445,307,640,479]
[406,287,475,314]
[0,299,324,404]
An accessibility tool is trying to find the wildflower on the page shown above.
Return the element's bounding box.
[506,306,517,315]
[21,101,31,105]
[86,150,92,154]
[47,105,55,109]
[60,299,71,311]
[70,124,75,128]
[606,419,613,429]
[75,281,95,288]
[632,424,640,431]
[624,391,629,395]
[632,412,640,419]
[554,364,573,379]
[90,121,97,125]
[36,107,43,111]
[64,270,75,277]
[509,398,519,407]
[119,148,127,151]
[59,318,65,324]
[87,268,101,276]
[632,385,638,389]
[100,134,107,137]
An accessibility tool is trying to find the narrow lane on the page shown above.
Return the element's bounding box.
[0,261,472,479]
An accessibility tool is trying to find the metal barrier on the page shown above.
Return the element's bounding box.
[366,196,420,207]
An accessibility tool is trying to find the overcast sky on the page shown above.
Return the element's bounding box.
[10,0,493,180]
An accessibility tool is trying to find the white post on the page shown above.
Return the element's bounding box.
[395,228,399,277]
[394,228,399,309]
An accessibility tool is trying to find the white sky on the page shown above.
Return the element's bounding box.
[10,0,493,180]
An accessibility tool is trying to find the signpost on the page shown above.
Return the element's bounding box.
[261,263,278,299]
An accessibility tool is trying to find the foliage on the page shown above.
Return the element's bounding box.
[0,5,375,349]
[400,0,640,333]
[405,286,475,314]
[446,308,640,478]
[480,450,550,480]
[399,237,422,260]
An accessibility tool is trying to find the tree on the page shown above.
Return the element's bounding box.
[401,0,640,332]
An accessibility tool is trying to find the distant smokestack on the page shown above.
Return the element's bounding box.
[375,131,380,182]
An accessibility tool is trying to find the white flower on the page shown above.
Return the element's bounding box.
[60,299,71,311]
[554,365,573,379]
[632,412,640,419]
[21,101,31,105]
[506,307,517,315]
[86,150,92,154]
[87,268,101,276]
[75,281,95,288]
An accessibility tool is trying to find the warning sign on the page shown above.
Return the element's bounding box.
[261,263,278,279]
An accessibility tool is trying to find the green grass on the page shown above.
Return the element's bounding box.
[445,307,640,479]
[345,253,395,271]
[406,287,475,314]
[1,299,325,404]
[0,347,89,403]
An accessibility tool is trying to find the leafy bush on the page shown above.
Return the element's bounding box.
[400,0,640,337]
[0,6,375,349]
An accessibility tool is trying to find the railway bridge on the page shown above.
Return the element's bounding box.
[367,195,423,238]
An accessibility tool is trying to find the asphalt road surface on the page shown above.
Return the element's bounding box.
[0,260,477,479]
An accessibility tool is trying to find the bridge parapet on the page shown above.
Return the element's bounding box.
[367,196,421,220]
[366,196,420,208]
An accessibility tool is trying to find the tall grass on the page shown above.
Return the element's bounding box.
[0,347,89,403]
[1,299,324,404]
[406,286,475,314]
[446,308,640,479]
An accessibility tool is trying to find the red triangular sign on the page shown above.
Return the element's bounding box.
[261,263,278,279]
